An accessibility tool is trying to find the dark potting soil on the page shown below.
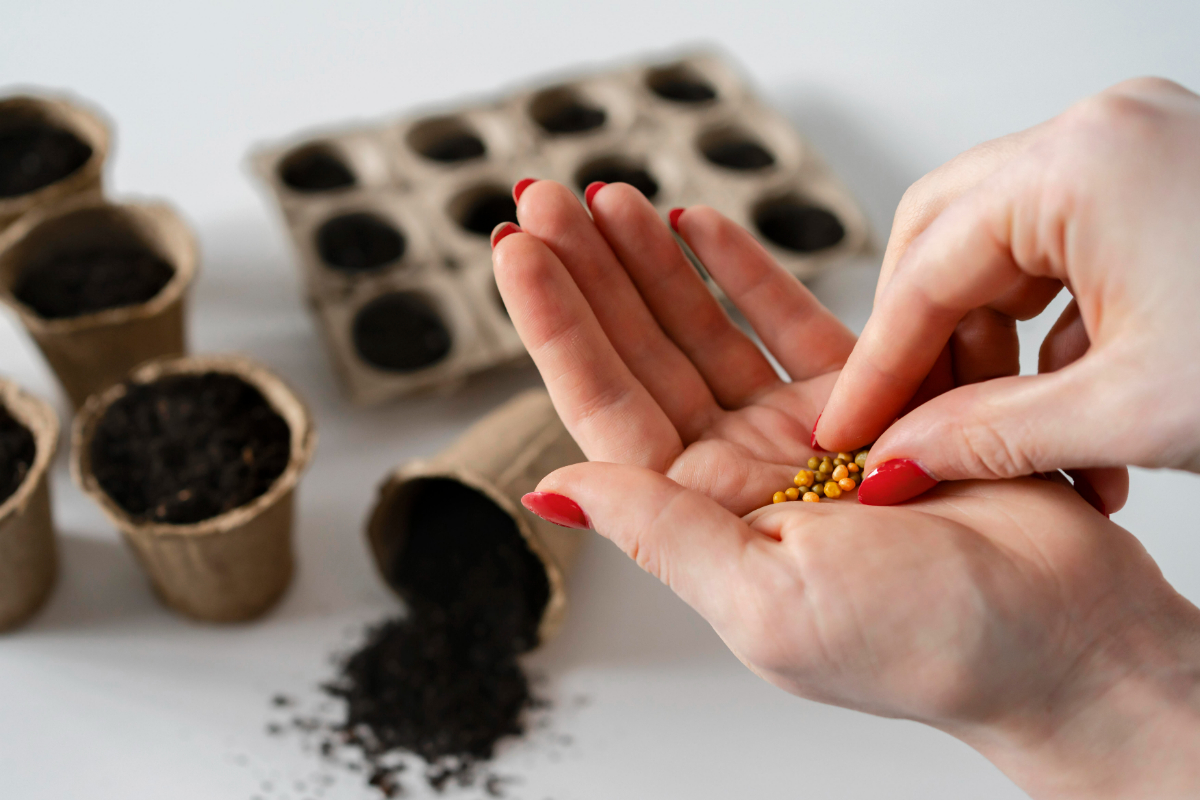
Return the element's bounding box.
[420,132,487,163]
[316,212,406,273]
[576,162,659,201]
[276,478,552,796]
[14,247,175,319]
[704,139,776,170]
[0,405,36,506]
[89,373,291,525]
[0,123,93,198]
[459,191,519,236]
[755,200,846,253]
[352,291,453,372]
[279,146,356,192]
[535,101,606,135]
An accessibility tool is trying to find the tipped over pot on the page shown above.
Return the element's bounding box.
[0,378,59,631]
[0,195,198,407]
[71,354,316,622]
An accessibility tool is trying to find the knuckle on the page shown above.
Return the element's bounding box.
[957,418,1037,478]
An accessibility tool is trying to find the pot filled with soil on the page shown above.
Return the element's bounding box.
[366,388,587,648]
[0,378,59,632]
[0,92,110,233]
[0,195,198,407]
[71,354,316,622]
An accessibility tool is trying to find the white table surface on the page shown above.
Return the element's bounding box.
[2,2,1199,797]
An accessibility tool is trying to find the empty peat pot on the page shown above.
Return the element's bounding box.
[753,194,846,253]
[0,379,59,632]
[278,142,356,193]
[0,93,110,233]
[645,63,718,103]
[71,355,316,622]
[0,196,198,407]
[367,389,586,646]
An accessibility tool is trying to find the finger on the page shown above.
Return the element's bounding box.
[530,461,762,626]
[516,180,720,442]
[588,184,781,408]
[493,227,682,470]
[1038,299,1090,373]
[819,164,1058,452]
[1067,467,1129,516]
[675,205,856,381]
[951,308,1020,386]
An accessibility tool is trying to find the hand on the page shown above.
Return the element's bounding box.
[492,179,1200,798]
[816,77,1200,507]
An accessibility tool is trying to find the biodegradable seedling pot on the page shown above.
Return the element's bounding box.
[367,388,586,646]
[0,195,199,408]
[0,378,59,632]
[0,92,110,233]
[71,354,316,622]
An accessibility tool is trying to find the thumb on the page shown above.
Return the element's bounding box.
[858,356,1130,505]
[522,461,757,625]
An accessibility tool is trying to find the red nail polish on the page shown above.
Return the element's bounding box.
[1065,470,1109,518]
[668,207,686,232]
[810,413,823,451]
[521,492,590,529]
[857,459,938,506]
[513,178,536,203]
[491,222,521,248]
[584,181,606,210]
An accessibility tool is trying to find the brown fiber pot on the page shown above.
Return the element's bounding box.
[0,92,110,234]
[366,388,587,647]
[0,196,198,408]
[0,378,59,632]
[71,354,316,622]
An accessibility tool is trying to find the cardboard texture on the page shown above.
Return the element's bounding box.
[0,379,59,632]
[71,354,316,623]
[366,388,586,647]
[0,92,110,233]
[250,49,872,404]
[0,196,199,408]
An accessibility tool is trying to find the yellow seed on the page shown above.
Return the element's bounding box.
[847,463,860,474]
[802,492,820,502]
[837,452,853,463]
[785,487,800,501]
[832,464,849,481]
[824,481,843,499]
[838,477,856,492]
[794,469,814,488]
[772,491,787,504]
[855,451,868,468]
[807,456,820,470]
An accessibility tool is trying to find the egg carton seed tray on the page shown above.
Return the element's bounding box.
[251,49,871,404]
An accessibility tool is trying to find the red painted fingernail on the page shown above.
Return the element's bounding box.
[584,181,606,210]
[1065,471,1109,518]
[521,492,590,529]
[810,413,823,451]
[668,207,686,232]
[513,178,537,203]
[857,459,939,506]
[491,222,521,248]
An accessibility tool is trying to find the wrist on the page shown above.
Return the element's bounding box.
[953,594,1200,799]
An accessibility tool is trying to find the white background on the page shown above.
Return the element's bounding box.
[2,2,1199,798]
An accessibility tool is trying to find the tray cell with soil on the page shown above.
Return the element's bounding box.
[250,49,871,404]
[0,93,110,233]
[0,379,59,632]
[71,355,315,622]
[0,196,198,407]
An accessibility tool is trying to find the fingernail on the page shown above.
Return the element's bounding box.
[857,459,939,506]
[513,178,537,203]
[521,492,590,529]
[584,181,606,210]
[491,222,521,248]
[810,413,823,451]
[1065,471,1109,518]
[668,207,686,232]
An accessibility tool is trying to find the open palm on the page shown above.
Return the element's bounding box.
[492,181,1188,755]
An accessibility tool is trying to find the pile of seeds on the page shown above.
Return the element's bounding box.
[771,448,870,504]
[0,404,36,505]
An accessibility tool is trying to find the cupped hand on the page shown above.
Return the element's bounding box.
[493,179,1200,799]
[816,77,1200,506]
